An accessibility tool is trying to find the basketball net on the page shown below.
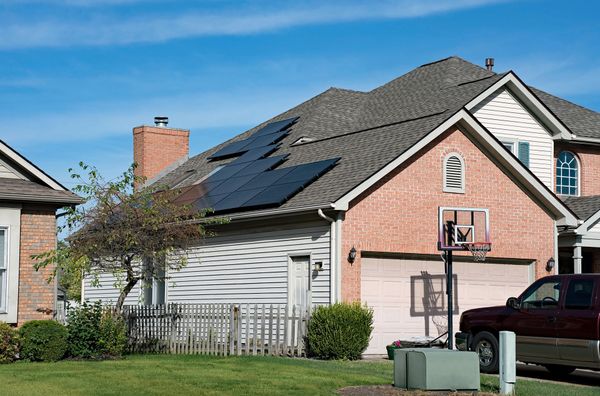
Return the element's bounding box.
[463,242,491,262]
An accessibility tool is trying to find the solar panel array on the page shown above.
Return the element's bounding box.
[208,117,299,160]
[175,116,340,214]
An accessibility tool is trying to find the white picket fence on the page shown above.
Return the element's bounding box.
[123,303,311,357]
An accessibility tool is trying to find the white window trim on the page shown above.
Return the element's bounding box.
[0,227,8,313]
[556,151,580,197]
[500,139,518,155]
[0,206,21,324]
[443,152,465,194]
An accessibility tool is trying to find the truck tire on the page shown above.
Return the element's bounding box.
[544,365,576,376]
[471,331,499,373]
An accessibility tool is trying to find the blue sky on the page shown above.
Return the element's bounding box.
[1,0,599,188]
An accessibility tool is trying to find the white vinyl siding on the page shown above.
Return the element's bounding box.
[0,157,26,180]
[83,272,142,305]
[588,219,600,234]
[83,222,331,306]
[472,88,554,189]
[443,153,465,193]
[168,223,330,305]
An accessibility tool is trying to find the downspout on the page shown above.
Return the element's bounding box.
[554,220,559,275]
[318,209,337,304]
[335,213,342,303]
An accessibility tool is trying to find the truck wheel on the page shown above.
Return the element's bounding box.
[544,365,576,376]
[471,331,499,373]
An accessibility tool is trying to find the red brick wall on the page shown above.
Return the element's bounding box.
[341,127,556,302]
[554,142,600,196]
[133,125,189,184]
[18,207,57,325]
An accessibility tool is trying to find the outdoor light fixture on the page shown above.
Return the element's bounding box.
[348,246,357,263]
[313,261,324,272]
[546,257,555,272]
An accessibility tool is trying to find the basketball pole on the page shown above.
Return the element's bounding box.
[446,249,453,350]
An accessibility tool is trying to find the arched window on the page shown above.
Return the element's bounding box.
[556,151,579,196]
[443,153,465,193]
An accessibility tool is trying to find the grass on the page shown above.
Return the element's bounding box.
[0,355,597,396]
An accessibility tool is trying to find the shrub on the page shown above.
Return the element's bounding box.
[66,302,127,358]
[66,301,102,358]
[98,310,127,357]
[19,320,67,362]
[306,302,373,360]
[0,322,19,363]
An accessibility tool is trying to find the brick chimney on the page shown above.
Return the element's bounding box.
[133,116,189,185]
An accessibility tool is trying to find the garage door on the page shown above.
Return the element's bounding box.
[361,256,532,355]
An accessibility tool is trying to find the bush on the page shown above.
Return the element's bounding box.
[306,302,373,360]
[0,322,19,363]
[66,301,102,358]
[19,320,67,362]
[66,302,127,358]
[98,310,127,357]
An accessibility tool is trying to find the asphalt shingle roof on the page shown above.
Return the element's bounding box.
[154,56,600,218]
[562,195,600,221]
[531,88,600,139]
[0,178,82,205]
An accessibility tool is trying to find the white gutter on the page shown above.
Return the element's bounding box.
[318,209,338,304]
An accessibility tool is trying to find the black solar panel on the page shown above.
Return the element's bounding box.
[193,193,229,210]
[212,187,265,212]
[242,130,288,151]
[208,138,253,160]
[208,118,296,160]
[251,117,298,138]
[230,145,278,165]
[237,167,294,191]
[206,174,261,196]
[241,182,303,208]
[275,158,340,185]
[205,163,250,182]
[234,155,287,177]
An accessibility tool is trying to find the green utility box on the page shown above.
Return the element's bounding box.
[393,348,480,391]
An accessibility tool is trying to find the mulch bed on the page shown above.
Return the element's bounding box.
[338,385,495,396]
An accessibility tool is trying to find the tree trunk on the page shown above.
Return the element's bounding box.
[116,277,138,312]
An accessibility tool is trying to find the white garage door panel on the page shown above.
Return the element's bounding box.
[361,257,532,355]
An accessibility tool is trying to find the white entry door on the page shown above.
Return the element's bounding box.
[289,256,310,308]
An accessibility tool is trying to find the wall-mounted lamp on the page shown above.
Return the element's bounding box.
[348,246,357,264]
[313,261,324,272]
[546,257,555,272]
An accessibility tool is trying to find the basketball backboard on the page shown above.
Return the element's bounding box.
[437,207,490,251]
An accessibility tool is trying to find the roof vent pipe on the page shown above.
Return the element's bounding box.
[154,116,169,127]
[485,58,494,72]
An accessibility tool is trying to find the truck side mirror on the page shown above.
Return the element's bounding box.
[506,297,521,310]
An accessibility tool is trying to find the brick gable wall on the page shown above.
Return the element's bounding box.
[341,126,555,302]
[18,207,57,325]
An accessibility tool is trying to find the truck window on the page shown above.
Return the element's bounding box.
[565,279,594,310]
[521,279,561,309]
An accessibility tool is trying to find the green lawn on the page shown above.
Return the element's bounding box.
[0,355,597,396]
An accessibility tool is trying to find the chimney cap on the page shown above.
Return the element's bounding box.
[485,58,494,71]
[154,116,169,127]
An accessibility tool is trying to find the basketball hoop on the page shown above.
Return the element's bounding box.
[463,242,491,262]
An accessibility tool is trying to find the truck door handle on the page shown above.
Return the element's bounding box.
[547,316,557,323]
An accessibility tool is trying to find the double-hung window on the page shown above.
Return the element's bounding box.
[0,228,7,312]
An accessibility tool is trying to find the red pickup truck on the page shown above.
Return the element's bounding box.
[455,274,600,375]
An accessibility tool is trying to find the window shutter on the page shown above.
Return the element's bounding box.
[518,141,530,168]
[444,155,464,192]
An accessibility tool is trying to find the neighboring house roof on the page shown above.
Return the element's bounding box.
[0,140,82,206]
[0,178,81,205]
[152,56,580,222]
[562,195,600,221]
